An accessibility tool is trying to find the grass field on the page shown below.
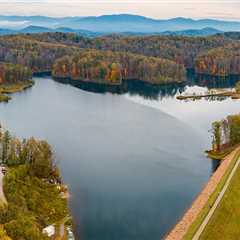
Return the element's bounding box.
[183,149,240,240]
[199,162,240,239]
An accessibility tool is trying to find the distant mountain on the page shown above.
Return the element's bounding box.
[0,26,228,38]
[58,14,240,32]
[0,28,16,35]
[161,27,223,37]
[1,14,240,32]
[0,25,104,37]
[20,25,53,33]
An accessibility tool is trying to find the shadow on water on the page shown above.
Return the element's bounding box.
[186,70,240,89]
[211,159,221,173]
[53,71,240,100]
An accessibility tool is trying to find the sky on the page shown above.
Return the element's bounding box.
[0,0,240,20]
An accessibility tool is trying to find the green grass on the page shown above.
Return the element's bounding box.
[199,159,240,239]
[183,148,240,240]
[206,146,237,160]
[0,81,34,103]
[0,94,11,103]
[0,81,34,94]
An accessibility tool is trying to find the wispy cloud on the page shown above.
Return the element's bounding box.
[0,20,29,28]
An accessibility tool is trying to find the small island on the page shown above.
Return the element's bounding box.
[0,127,74,240]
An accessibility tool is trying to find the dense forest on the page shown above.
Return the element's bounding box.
[24,32,240,77]
[0,32,240,85]
[27,32,230,69]
[0,129,70,240]
[52,50,186,85]
[0,35,79,73]
[0,63,32,84]
[195,44,240,77]
[217,32,240,40]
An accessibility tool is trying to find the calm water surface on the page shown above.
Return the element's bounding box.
[0,76,240,240]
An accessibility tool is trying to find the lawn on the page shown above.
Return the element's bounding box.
[199,163,240,239]
[183,149,240,240]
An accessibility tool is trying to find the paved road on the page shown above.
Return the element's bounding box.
[0,167,7,205]
[192,155,240,240]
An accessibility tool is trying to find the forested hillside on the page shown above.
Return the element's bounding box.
[0,35,79,73]
[0,32,240,84]
[27,33,230,69]
[195,44,240,76]
[53,50,186,85]
[0,63,32,84]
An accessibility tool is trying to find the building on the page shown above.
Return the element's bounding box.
[42,225,55,237]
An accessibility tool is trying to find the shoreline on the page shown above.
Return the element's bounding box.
[53,76,185,94]
[0,81,34,102]
[165,146,240,240]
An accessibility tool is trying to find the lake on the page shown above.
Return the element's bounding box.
[0,75,240,240]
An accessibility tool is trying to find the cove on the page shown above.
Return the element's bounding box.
[0,75,240,240]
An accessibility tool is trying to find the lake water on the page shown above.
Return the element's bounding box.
[0,75,240,240]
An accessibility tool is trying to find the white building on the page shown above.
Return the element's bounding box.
[42,225,55,237]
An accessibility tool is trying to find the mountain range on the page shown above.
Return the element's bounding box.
[0,14,239,34]
[0,25,223,37]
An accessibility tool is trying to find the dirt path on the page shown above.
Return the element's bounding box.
[165,147,240,240]
[0,167,7,205]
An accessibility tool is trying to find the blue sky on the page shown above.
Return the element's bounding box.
[1,0,240,20]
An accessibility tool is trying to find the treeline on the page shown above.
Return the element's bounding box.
[52,50,186,84]
[0,130,56,175]
[0,129,69,240]
[28,32,230,69]
[217,32,240,40]
[1,33,240,83]
[195,45,240,77]
[0,63,32,84]
[0,35,79,73]
[211,113,240,152]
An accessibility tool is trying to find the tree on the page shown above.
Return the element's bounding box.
[1,131,11,164]
[236,81,240,94]
[212,121,222,152]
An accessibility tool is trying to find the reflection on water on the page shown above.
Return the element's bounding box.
[54,72,240,101]
[188,72,240,89]
[0,73,240,240]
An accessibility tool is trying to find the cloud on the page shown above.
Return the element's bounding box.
[0,20,29,28]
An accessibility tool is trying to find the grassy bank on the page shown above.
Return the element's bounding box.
[0,81,34,94]
[0,81,34,103]
[206,146,237,160]
[0,95,11,103]
[199,158,240,239]
[183,148,240,240]
[200,160,240,240]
